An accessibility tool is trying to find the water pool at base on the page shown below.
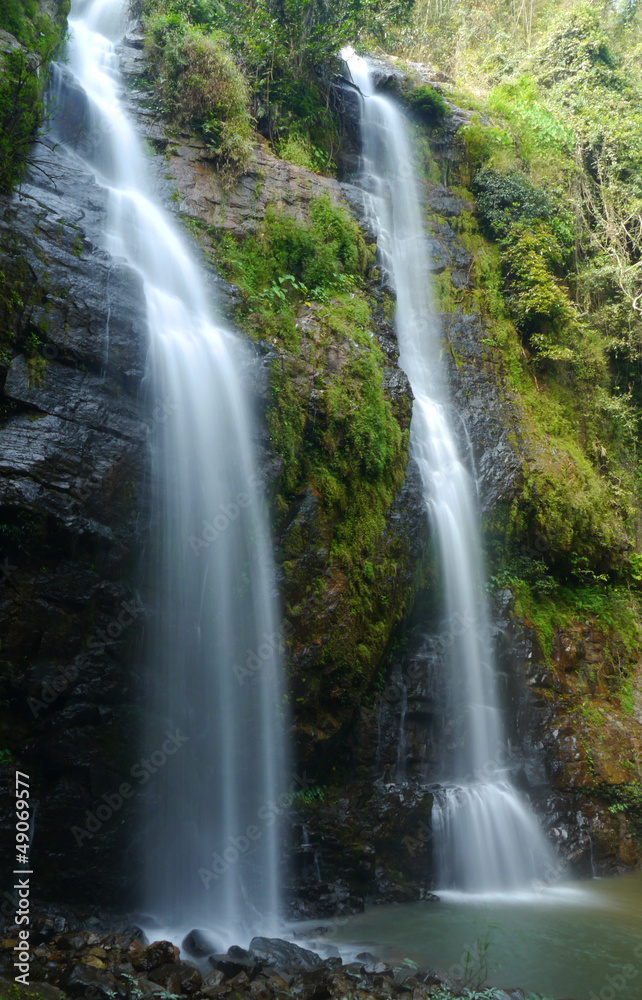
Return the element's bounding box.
[325,874,642,999]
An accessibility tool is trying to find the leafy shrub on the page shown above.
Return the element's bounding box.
[488,75,575,164]
[406,84,449,125]
[0,4,66,192]
[458,116,513,172]
[473,168,555,238]
[277,132,327,172]
[216,194,368,311]
[472,167,576,255]
[499,222,580,360]
[147,20,252,174]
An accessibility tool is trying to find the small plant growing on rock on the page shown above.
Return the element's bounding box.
[406,84,449,125]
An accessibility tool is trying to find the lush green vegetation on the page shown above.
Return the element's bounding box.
[0,0,69,191]
[406,82,450,124]
[140,0,415,175]
[398,1,642,768]
[213,195,405,503]
[145,16,253,176]
[210,195,412,687]
[410,4,642,595]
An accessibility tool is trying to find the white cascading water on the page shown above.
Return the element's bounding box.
[343,50,554,893]
[52,0,286,937]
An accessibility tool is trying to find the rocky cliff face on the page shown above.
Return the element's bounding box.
[0,32,430,914]
[119,33,431,780]
[0,135,150,906]
[1,26,640,925]
[289,69,642,905]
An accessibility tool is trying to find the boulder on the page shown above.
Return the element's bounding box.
[130,940,180,971]
[209,952,262,979]
[182,928,222,958]
[148,960,203,994]
[62,964,119,998]
[248,937,325,972]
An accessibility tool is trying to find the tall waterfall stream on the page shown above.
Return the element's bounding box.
[342,49,554,893]
[54,0,286,940]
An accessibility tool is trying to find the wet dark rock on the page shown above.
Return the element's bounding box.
[249,937,325,972]
[227,945,251,960]
[330,77,362,151]
[0,979,68,1000]
[54,932,88,951]
[226,970,251,989]
[32,917,58,944]
[357,953,393,976]
[203,968,227,987]
[182,929,223,958]
[123,925,150,947]
[130,940,180,971]
[248,980,275,1000]
[289,781,434,912]
[209,953,262,979]
[148,960,203,993]
[289,967,333,1000]
[342,962,366,976]
[0,128,148,906]
[61,964,119,998]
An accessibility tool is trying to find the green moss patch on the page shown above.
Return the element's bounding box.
[212,196,414,699]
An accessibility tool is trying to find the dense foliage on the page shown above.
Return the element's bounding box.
[141,0,415,173]
[0,0,68,192]
[212,195,405,551]
[145,16,253,174]
[208,195,411,684]
[398,0,642,753]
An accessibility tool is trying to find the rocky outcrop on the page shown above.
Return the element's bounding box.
[287,782,436,917]
[119,32,348,238]
[0,137,149,905]
[504,615,642,874]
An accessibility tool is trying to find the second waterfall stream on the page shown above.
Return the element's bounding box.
[343,49,554,893]
[55,0,286,937]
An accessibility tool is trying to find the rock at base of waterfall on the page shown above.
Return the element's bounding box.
[182,929,223,958]
[248,937,325,971]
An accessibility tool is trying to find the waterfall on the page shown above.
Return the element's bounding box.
[53,0,286,936]
[343,49,554,893]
